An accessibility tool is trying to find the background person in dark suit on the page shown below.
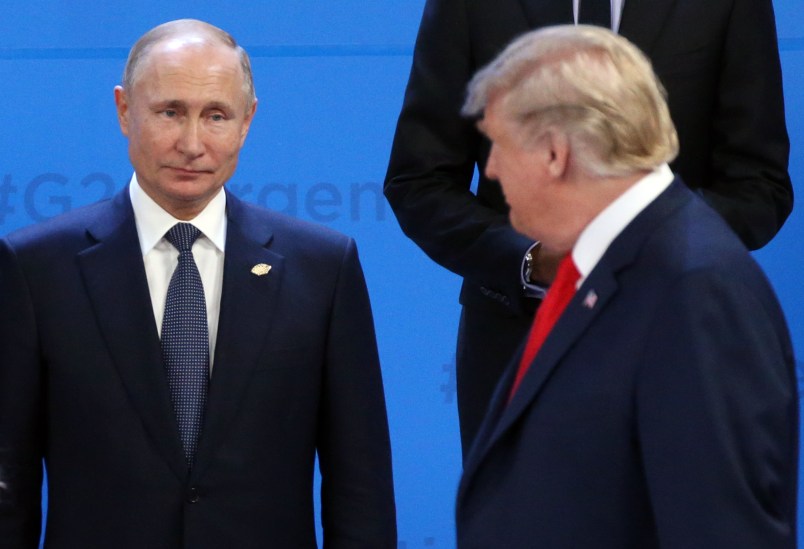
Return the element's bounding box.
[456,25,798,548]
[0,19,396,548]
[385,0,793,456]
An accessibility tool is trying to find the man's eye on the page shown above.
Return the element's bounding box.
[210,113,225,122]
[163,110,177,118]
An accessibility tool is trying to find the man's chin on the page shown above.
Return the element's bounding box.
[161,175,218,193]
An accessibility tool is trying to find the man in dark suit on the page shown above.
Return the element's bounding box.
[455,25,798,548]
[385,0,793,455]
[0,19,396,548]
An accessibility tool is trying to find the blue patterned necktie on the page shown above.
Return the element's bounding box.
[162,223,209,469]
[578,0,612,28]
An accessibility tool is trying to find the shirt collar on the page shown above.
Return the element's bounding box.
[572,163,673,283]
[128,173,227,255]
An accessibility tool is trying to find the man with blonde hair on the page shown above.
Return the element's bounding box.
[455,25,797,548]
[386,0,792,461]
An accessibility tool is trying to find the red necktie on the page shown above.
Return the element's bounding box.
[509,254,580,400]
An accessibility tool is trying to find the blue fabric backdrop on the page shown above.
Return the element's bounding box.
[0,2,801,547]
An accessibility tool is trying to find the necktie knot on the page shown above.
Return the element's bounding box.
[166,223,202,253]
[509,254,580,400]
[552,254,581,295]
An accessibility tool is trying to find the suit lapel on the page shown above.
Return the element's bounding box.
[618,0,679,54]
[191,192,284,480]
[460,179,693,493]
[472,0,553,64]
[491,272,618,443]
[78,189,187,481]
[461,271,618,489]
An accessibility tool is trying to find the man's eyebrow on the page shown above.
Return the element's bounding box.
[152,99,186,110]
[150,99,235,112]
[204,101,235,113]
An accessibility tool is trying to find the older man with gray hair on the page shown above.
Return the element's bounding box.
[455,25,797,549]
[0,19,396,548]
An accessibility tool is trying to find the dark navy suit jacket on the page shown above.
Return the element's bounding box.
[0,187,396,548]
[456,180,798,548]
[385,0,793,454]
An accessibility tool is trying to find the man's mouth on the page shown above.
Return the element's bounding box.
[167,167,212,176]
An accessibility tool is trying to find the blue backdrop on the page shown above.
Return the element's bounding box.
[0,2,801,547]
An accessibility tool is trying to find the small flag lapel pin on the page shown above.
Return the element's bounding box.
[582,289,598,309]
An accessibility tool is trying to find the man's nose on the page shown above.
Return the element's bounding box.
[176,120,205,157]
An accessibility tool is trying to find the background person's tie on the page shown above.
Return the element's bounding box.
[578,0,612,28]
[162,222,209,468]
[509,254,580,400]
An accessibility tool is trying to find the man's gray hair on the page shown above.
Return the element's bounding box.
[463,25,678,177]
[121,19,256,110]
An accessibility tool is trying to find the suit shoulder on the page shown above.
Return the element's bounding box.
[631,190,776,305]
[3,197,115,253]
[232,197,355,252]
[656,196,755,269]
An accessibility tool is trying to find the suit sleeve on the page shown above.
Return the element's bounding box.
[701,0,792,249]
[384,0,535,315]
[317,238,397,548]
[635,270,798,548]
[0,238,44,547]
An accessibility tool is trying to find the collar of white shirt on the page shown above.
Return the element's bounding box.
[128,174,227,255]
[572,163,674,287]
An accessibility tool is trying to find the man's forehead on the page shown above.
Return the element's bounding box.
[158,34,209,52]
[147,37,237,66]
[150,33,234,57]
[139,42,243,86]
[131,44,246,110]
[476,97,505,138]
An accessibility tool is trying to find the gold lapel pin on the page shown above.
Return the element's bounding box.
[251,263,272,276]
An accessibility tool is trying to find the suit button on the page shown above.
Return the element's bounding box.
[187,487,200,504]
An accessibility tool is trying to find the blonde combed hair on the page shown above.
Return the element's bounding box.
[463,25,678,177]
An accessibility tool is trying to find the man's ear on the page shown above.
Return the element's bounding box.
[544,128,570,178]
[114,86,130,137]
[239,99,258,146]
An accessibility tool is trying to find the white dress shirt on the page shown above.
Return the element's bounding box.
[573,0,625,32]
[572,163,674,287]
[129,175,226,371]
